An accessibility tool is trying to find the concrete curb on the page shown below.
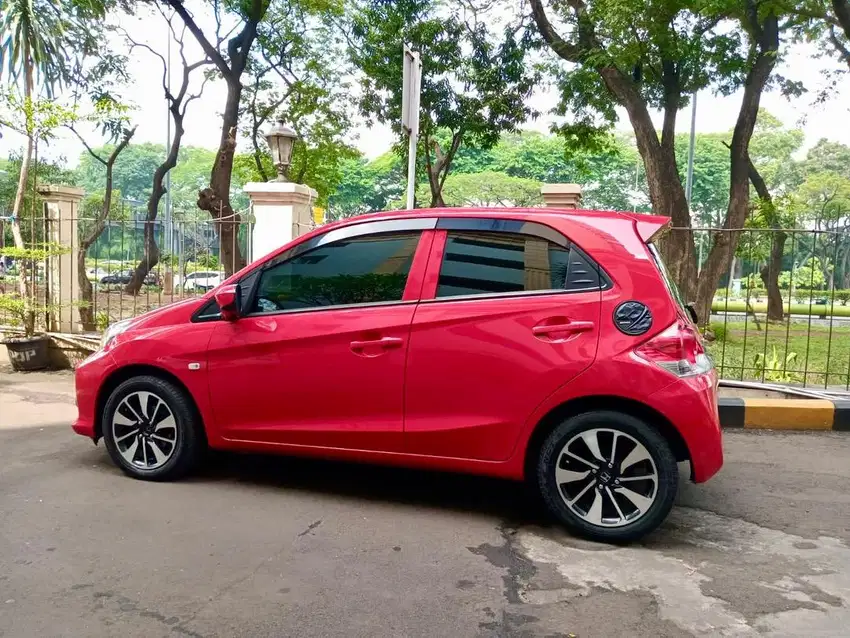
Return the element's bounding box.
[719,397,850,431]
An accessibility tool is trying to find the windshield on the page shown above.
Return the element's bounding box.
[647,243,687,311]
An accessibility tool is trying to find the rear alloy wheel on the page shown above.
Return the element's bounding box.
[102,376,202,481]
[537,411,678,543]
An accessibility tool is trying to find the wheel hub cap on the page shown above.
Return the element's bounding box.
[111,391,178,470]
[554,428,659,528]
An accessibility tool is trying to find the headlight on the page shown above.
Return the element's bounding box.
[100,319,133,350]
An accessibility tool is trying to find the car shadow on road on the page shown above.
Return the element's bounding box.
[191,450,551,525]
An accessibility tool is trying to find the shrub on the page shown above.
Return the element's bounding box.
[708,322,728,342]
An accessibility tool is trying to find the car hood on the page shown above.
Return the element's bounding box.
[124,296,207,330]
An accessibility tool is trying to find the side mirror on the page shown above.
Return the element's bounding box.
[685,302,699,325]
[215,284,242,322]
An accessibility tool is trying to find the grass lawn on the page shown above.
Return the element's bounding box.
[706,321,850,388]
[712,301,850,317]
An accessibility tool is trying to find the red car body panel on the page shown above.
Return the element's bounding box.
[73,207,723,484]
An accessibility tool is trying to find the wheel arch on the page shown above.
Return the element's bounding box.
[94,364,206,443]
[522,395,691,480]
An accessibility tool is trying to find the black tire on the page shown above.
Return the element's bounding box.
[536,411,678,543]
[102,375,204,481]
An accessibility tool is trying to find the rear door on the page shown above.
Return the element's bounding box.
[404,218,604,461]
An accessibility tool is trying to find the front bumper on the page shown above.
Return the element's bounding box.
[72,349,117,440]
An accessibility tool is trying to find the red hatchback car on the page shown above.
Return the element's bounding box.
[74,208,722,542]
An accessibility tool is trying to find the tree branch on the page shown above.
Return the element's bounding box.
[833,0,850,40]
[829,25,850,67]
[164,0,230,76]
[67,125,108,166]
[528,0,583,63]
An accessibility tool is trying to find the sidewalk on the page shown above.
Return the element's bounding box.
[0,367,76,430]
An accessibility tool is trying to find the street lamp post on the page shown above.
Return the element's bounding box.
[264,120,298,182]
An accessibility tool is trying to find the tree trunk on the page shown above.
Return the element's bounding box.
[198,81,245,276]
[595,67,697,302]
[76,127,136,327]
[424,133,462,208]
[125,121,183,294]
[759,232,787,322]
[692,12,779,324]
[10,46,36,336]
[745,147,785,322]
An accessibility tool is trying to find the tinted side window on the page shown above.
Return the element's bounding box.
[251,232,421,313]
[437,231,570,298]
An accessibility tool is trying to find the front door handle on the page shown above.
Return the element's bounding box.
[350,337,404,350]
[532,321,595,337]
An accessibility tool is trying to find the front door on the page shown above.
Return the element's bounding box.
[207,223,433,452]
[404,221,603,461]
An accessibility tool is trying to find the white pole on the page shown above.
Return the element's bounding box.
[405,132,417,210]
[402,46,421,211]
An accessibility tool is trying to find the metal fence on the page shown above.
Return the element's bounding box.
[2,215,849,389]
[1,207,250,329]
[692,227,850,390]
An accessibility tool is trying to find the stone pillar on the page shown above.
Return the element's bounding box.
[541,184,583,209]
[39,185,84,333]
[243,182,319,263]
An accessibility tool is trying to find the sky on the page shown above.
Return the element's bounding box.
[2,9,849,170]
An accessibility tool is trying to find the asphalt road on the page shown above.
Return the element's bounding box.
[2,370,849,638]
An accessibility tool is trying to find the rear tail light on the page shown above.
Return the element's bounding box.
[634,319,713,377]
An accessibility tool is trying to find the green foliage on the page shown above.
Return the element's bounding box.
[350,0,539,202]
[0,0,68,94]
[778,257,829,290]
[543,0,765,149]
[709,322,729,343]
[95,310,110,331]
[326,153,403,218]
[753,347,800,383]
[421,171,542,208]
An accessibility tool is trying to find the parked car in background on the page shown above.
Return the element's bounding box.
[181,271,222,293]
[74,207,723,543]
[98,270,161,287]
[100,270,132,285]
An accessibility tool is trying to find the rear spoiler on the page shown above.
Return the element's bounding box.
[617,212,672,243]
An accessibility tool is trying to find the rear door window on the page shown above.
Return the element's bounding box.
[435,229,606,299]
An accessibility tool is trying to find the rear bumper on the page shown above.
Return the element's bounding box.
[73,349,116,440]
[650,370,723,483]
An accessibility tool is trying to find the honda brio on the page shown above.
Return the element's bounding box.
[74,208,722,543]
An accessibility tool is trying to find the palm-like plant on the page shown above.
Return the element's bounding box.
[0,0,69,333]
[1,0,68,95]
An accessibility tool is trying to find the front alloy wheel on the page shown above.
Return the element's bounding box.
[537,411,678,543]
[111,391,178,470]
[102,376,203,481]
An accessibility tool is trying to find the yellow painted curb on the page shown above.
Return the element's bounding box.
[742,399,835,430]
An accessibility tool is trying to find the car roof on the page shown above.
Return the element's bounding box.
[328,207,671,243]
[338,206,664,222]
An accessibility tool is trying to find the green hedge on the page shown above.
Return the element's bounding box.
[711,301,850,317]
[717,289,850,305]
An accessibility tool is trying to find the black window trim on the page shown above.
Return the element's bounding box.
[190,215,612,320]
[430,218,611,303]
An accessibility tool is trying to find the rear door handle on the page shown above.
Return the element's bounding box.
[532,321,595,336]
[350,337,405,350]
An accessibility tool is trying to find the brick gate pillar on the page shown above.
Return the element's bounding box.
[541,184,583,209]
[39,185,84,332]
[243,182,319,263]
